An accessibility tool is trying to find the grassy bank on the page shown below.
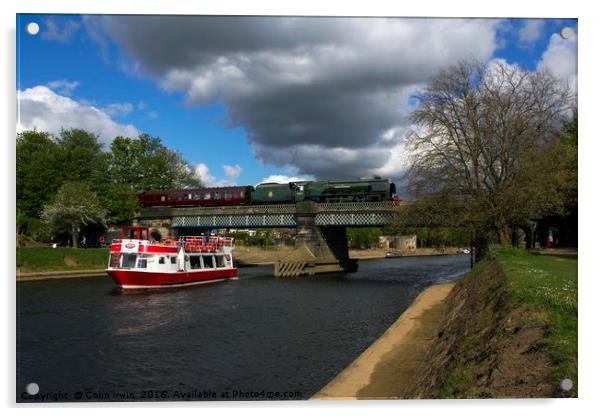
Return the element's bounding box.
[494,246,578,396]
[404,246,577,398]
[16,247,109,273]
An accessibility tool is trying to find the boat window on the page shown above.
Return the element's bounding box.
[213,192,221,199]
[159,257,165,264]
[190,255,201,270]
[202,255,214,268]
[170,256,176,264]
[204,193,211,200]
[240,191,245,198]
[215,255,226,268]
[136,256,147,269]
[188,193,192,200]
[109,253,120,268]
[224,192,232,200]
[161,195,166,201]
[120,253,137,269]
[193,193,200,200]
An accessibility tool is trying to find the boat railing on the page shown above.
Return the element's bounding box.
[181,236,235,253]
[110,237,235,251]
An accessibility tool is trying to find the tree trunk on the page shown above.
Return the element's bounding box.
[494,215,512,245]
[71,223,78,248]
[474,228,490,262]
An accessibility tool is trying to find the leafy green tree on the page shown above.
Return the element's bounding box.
[55,129,109,189]
[558,112,578,211]
[108,134,202,191]
[41,182,107,248]
[104,183,140,224]
[16,131,62,222]
[17,127,203,241]
[347,228,382,249]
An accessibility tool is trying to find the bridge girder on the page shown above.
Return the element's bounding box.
[137,201,402,228]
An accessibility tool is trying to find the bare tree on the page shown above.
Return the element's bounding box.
[406,60,573,244]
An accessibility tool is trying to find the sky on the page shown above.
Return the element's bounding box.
[16,15,577,191]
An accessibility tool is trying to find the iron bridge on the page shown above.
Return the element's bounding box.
[137,202,401,228]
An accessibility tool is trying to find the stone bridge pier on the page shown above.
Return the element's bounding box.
[274,201,358,277]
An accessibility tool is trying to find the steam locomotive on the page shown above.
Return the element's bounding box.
[138,178,397,208]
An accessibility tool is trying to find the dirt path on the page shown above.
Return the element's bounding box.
[312,282,455,400]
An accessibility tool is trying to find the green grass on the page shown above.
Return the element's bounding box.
[16,247,110,273]
[491,246,578,396]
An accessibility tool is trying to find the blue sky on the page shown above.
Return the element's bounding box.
[16,15,577,189]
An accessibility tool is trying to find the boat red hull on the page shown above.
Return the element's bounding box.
[106,268,238,289]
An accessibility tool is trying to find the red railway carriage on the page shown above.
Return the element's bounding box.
[138,186,253,207]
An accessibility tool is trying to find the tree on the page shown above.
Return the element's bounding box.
[405,60,574,245]
[347,228,382,249]
[104,183,140,224]
[17,127,204,242]
[558,111,578,211]
[41,182,107,248]
[108,134,202,191]
[55,129,107,185]
[16,131,63,221]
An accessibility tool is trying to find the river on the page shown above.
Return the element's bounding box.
[16,254,470,402]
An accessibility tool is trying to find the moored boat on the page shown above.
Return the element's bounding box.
[106,235,237,289]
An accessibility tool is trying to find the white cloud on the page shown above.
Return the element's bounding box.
[17,86,139,144]
[195,163,243,187]
[46,79,80,96]
[223,164,242,182]
[41,17,81,42]
[103,102,134,117]
[259,174,313,185]
[518,20,545,47]
[195,163,216,186]
[537,30,578,93]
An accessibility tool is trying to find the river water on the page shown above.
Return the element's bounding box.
[17,255,470,402]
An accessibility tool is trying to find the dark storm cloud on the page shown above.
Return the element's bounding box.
[91,15,500,179]
[97,16,346,73]
[227,86,404,148]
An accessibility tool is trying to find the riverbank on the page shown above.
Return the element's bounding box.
[235,245,462,265]
[313,282,455,399]
[314,246,577,399]
[17,269,107,281]
[16,247,109,279]
[404,246,577,398]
